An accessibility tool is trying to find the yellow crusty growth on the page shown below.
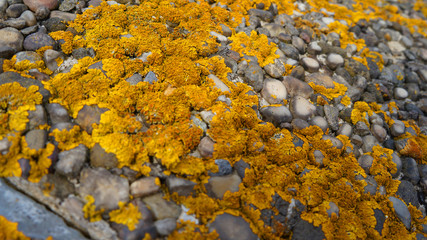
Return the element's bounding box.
[109,202,142,231]
[0,216,30,240]
[83,195,105,222]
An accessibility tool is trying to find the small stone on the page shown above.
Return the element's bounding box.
[23,31,56,51]
[244,61,264,92]
[0,46,16,59]
[358,154,374,174]
[35,6,50,20]
[42,17,67,32]
[75,105,108,134]
[363,175,378,195]
[19,10,37,26]
[301,57,319,73]
[23,0,59,11]
[290,96,316,120]
[79,167,129,211]
[4,18,26,29]
[292,36,305,53]
[374,209,386,235]
[142,193,181,220]
[264,58,286,78]
[234,159,250,179]
[322,135,343,149]
[387,41,406,54]
[389,196,411,230]
[323,105,339,131]
[28,104,47,129]
[403,157,420,185]
[247,9,273,22]
[305,72,335,88]
[59,0,76,11]
[144,71,157,84]
[72,48,93,59]
[209,213,258,240]
[326,53,344,70]
[281,76,313,98]
[130,177,161,198]
[309,116,328,132]
[15,51,41,64]
[278,42,299,60]
[396,180,419,208]
[43,49,64,71]
[208,74,230,93]
[165,176,197,197]
[391,152,402,178]
[126,73,143,85]
[198,136,214,158]
[205,173,241,199]
[371,124,387,142]
[154,218,177,236]
[292,118,309,130]
[261,78,287,104]
[6,3,28,18]
[362,135,379,153]
[292,218,325,240]
[307,41,322,55]
[391,120,406,137]
[56,144,88,177]
[260,105,292,126]
[90,143,118,169]
[394,87,408,100]
[354,121,370,136]
[337,123,353,137]
[326,202,339,218]
[313,150,324,166]
[210,159,232,177]
[0,27,24,52]
[24,129,47,150]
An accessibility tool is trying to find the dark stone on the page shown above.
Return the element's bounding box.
[383,139,395,150]
[402,157,420,185]
[396,180,420,208]
[234,159,250,179]
[374,209,385,236]
[43,17,67,32]
[0,46,17,59]
[210,159,232,177]
[291,218,325,240]
[209,213,258,240]
[23,31,56,51]
[0,71,51,103]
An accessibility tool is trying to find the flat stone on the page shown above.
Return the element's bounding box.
[261,78,287,104]
[165,176,197,197]
[205,173,241,199]
[130,177,160,198]
[396,180,419,208]
[209,213,258,240]
[301,57,319,73]
[389,196,411,230]
[4,18,26,29]
[198,136,214,158]
[56,144,88,178]
[46,103,70,124]
[24,129,47,150]
[208,74,230,93]
[90,143,118,169]
[290,96,316,120]
[75,105,108,134]
[387,41,406,54]
[264,58,286,78]
[0,27,24,51]
[78,167,129,211]
[142,193,181,220]
[23,31,56,51]
[260,105,292,126]
[281,76,313,98]
[305,72,335,88]
[0,179,87,240]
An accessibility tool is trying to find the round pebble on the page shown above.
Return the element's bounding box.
[301,57,320,73]
[326,53,344,70]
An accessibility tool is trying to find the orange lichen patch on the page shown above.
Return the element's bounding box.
[83,195,104,222]
[0,215,30,240]
[340,95,351,106]
[229,30,279,67]
[398,134,427,164]
[50,125,94,151]
[3,57,53,77]
[20,139,55,183]
[351,101,373,126]
[109,201,141,231]
[326,21,366,51]
[308,81,348,101]
[169,220,219,240]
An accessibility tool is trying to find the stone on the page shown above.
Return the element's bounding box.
[247,9,273,22]
[15,50,41,63]
[261,78,287,104]
[305,72,335,88]
[142,193,181,220]
[337,123,353,137]
[35,6,50,20]
[43,49,64,71]
[209,213,258,240]
[291,118,309,130]
[208,74,230,93]
[234,159,250,179]
[0,179,87,240]
[75,105,108,134]
[72,48,93,59]
[24,129,47,150]
[90,143,118,169]
[323,105,339,131]
[290,96,316,120]
[56,144,88,177]
[198,136,214,158]
[354,121,370,136]
[301,57,319,73]
[389,196,411,230]
[28,104,48,129]
[292,218,325,240]
[79,167,129,211]
[154,218,177,236]
[322,135,343,149]
[278,42,299,60]
[390,120,405,137]
[165,176,197,197]
[144,71,157,84]
[43,17,67,32]
[4,18,26,29]
[0,27,24,51]
[403,157,420,185]
[46,103,70,124]
[264,23,288,38]
[394,87,408,100]
[264,58,286,78]
[358,154,374,174]
[391,152,402,178]
[205,173,241,199]
[59,0,76,11]
[23,0,59,11]
[292,36,305,53]
[326,202,339,218]
[362,135,379,153]
[326,53,344,70]
[260,105,292,126]
[23,31,56,51]
[363,175,378,195]
[396,180,419,208]
[387,41,406,54]
[309,116,328,132]
[130,177,160,198]
[210,159,233,177]
[0,46,16,59]
[371,124,387,142]
[374,209,386,235]
[6,3,27,18]
[281,76,313,98]
[244,61,264,92]
[19,10,37,26]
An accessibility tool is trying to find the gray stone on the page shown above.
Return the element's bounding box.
[208,74,230,93]
[56,144,88,177]
[394,87,408,100]
[130,177,160,198]
[79,167,129,211]
[165,176,196,197]
[301,57,319,73]
[24,31,56,51]
[19,10,36,26]
[396,180,419,208]
[281,76,313,99]
[210,159,232,177]
[387,41,406,54]
[43,49,64,71]
[307,41,322,55]
[46,103,70,124]
[23,0,59,11]
[35,6,50,20]
[403,157,420,185]
[0,0,7,12]
[90,143,118,169]
[234,159,250,179]
[362,135,379,153]
[24,129,47,150]
[15,50,41,64]
[292,217,325,240]
[358,154,374,174]
[391,152,402,178]
[154,218,177,236]
[209,213,258,240]
[292,36,305,53]
[391,120,405,137]
[388,196,411,230]
[305,72,335,88]
[28,104,48,129]
[326,202,339,218]
[363,175,378,195]
[371,124,387,142]
[291,118,309,130]
[337,123,353,137]
[59,0,76,11]
[278,42,299,60]
[290,96,316,120]
[374,209,386,235]
[264,23,288,38]
[264,58,286,78]
[144,71,157,84]
[75,105,108,134]
[198,136,214,158]
[0,179,87,240]
[322,135,343,149]
[323,105,339,131]
[205,173,241,199]
[0,27,24,51]
[244,61,264,92]
[261,78,287,104]
[142,193,181,220]
[326,53,344,70]
[0,46,16,59]
[313,150,324,166]
[4,18,26,29]
[260,105,292,126]
[6,3,27,18]
[309,116,328,132]
[354,121,370,136]
[248,9,273,22]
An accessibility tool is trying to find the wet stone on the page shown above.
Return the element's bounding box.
[389,196,411,230]
[260,105,292,126]
[130,177,160,198]
[24,129,47,151]
[79,167,129,211]
[290,96,316,120]
[23,31,56,51]
[209,213,258,240]
[56,144,88,178]
[90,143,118,169]
[165,176,196,197]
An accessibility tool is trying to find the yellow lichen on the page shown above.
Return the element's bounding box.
[109,201,141,231]
[0,215,30,240]
[83,195,104,222]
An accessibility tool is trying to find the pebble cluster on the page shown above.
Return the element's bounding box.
[0,0,427,239]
